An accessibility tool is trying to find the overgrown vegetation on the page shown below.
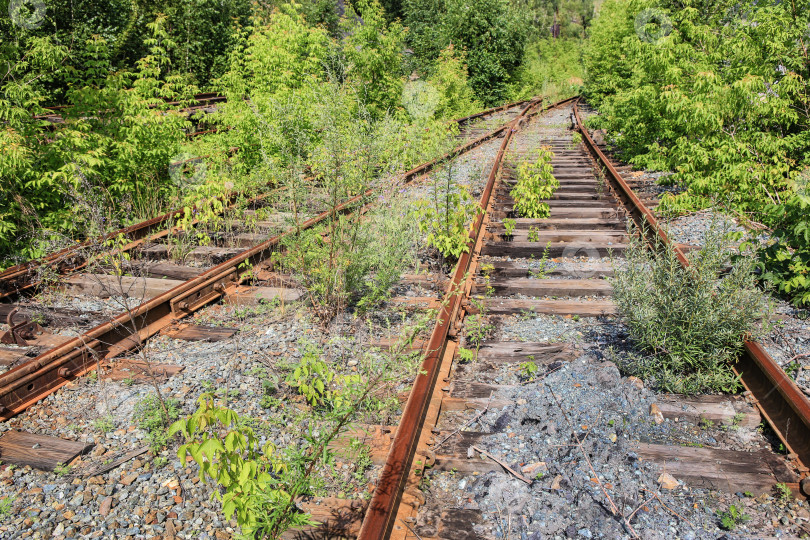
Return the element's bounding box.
[610,225,771,394]
[511,146,559,218]
[413,164,482,262]
[171,326,428,537]
[585,0,810,306]
[133,394,181,453]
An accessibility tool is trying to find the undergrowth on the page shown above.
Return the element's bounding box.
[610,224,771,394]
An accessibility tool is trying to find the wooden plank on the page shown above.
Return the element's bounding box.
[475,341,576,363]
[482,260,614,278]
[387,297,442,310]
[474,278,613,297]
[448,380,516,399]
[104,359,184,383]
[440,396,514,411]
[488,218,625,231]
[487,230,627,244]
[223,286,303,306]
[140,243,243,263]
[138,262,204,280]
[27,333,74,348]
[655,394,761,429]
[0,430,93,471]
[636,442,797,494]
[481,241,626,258]
[187,245,244,263]
[76,446,149,477]
[62,274,184,299]
[0,304,88,327]
[165,324,237,342]
[0,347,26,366]
[217,232,269,248]
[281,497,367,539]
[475,298,617,316]
[491,207,623,219]
[367,338,427,351]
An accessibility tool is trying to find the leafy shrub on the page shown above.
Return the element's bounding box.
[285,347,335,407]
[758,175,810,306]
[170,395,314,537]
[610,225,771,394]
[718,504,749,531]
[584,0,810,305]
[413,166,482,261]
[511,146,559,219]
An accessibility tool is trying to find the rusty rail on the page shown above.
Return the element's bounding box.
[0,99,537,421]
[357,95,579,538]
[572,101,810,488]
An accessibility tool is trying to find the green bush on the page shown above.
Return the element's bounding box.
[511,146,559,219]
[413,165,482,261]
[610,225,771,394]
[758,172,810,306]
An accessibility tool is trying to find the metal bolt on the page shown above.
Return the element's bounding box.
[801,477,810,497]
[58,367,72,378]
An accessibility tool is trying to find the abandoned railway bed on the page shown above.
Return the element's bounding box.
[1,98,809,539]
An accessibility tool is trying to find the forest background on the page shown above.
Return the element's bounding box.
[0,0,592,264]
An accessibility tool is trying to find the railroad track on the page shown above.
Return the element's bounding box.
[354,99,810,538]
[4,96,807,538]
[0,99,532,420]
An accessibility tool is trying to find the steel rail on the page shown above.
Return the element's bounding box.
[0,100,536,421]
[572,101,810,488]
[357,95,579,539]
[0,100,526,300]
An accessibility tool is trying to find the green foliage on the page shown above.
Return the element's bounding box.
[413,166,482,260]
[611,225,771,394]
[511,146,559,218]
[93,415,115,433]
[0,17,194,263]
[169,395,314,537]
[502,218,517,239]
[584,0,810,305]
[519,361,539,380]
[758,172,810,306]
[133,394,180,453]
[285,345,364,410]
[509,38,585,101]
[427,45,482,120]
[528,242,553,279]
[775,482,792,501]
[718,503,749,531]
[285,347,335,407]
[343,0,406,118]
[0,496,14,518]
[404,0,528,104]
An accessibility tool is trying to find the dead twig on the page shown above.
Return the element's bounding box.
[400,518,424,540]
[626,495,656,523]
[433,392,493,451]
[470,445,532,484]
[640,488,695,528]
